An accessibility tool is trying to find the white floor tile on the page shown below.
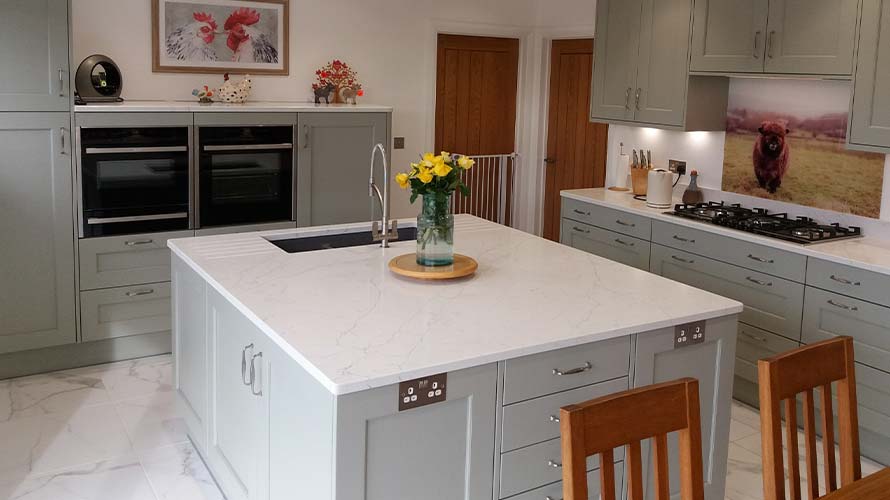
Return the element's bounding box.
[89,358,173,403]
[731,401,761,430]
[140,443,224,500]
[116,392,188,452]
[0,457,156,500]
[0,371,109,423]
[728,419,759,442]
[724,443,765,500]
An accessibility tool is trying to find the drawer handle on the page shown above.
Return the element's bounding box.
[250,352,263,396]
[830,275,861,286]
[827,299,859,312]
[573,226,590,234]
[125,289,155,297]
[573,209,591,216]
[547,459,562,469]
[614,238,635,247]
[552,361,592,377]
[241,343,254,386]
[125,239,155,247]
[615,219,636,228]
[671,255,695,265]
[745,276,773,287]
[747,254,775,264]
[549,415,561,424]
[673,235,695,244]
[545,497,563,500]
[741,332,768,343]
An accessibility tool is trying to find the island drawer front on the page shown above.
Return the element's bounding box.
[652,221,807,282]
[560,219,651,271]
[80,283,172,342]
[734,323,799,384]
[650,244,804,341]
[501,377,629,453]
[806,258,890,308]
[79,231,193,290]
[502,465,624,500]
[499,436,625,498]
[502,336,631,405]
[561,198,651,240]
[802,287,890,374]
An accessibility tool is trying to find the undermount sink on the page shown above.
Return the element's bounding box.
[269,226,417,254]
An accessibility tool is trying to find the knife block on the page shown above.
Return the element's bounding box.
[631,168,649,196]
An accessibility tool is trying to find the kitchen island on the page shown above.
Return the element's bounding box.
[168,215,742,500]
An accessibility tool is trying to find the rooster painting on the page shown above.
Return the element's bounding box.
[224,8,279,64]
[165,11,219,62]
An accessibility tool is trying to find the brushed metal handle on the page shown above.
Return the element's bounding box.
[553,361,592,376]
[60,127,67,155]
[125,239,155,247]
[767,31,776,58]
[673,235,695,244]
[545,497,563,500]
[614,238,635,247]
[830,275,861,286]
[303,125,310,149]
[746,276,773,287]
[203,143,293,152]
[87,212,188,225]
[828,299,858,312]
[753,31,761,58]
[634,88,642,110]
[741,332,768,343]
[58,68,65,97]
[573,226,590,234]
[547,460,562,469]
[549,415,560,424]
[671,255,695,264]
[125,288,155,297]
[573,209,590,216]
[747,254,775,264]
[615,219,636,227]
[624,87,631,110]
[241,343,254,386]
[250,352,263,396]
[85,146,188,154]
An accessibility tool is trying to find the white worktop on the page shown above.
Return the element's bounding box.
[74,100,393,113]
[562,188,890,277]
[168,215,742,395]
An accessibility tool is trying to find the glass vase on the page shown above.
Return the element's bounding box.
[416,194,454,266]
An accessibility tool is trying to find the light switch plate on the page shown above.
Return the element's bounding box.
[675,320,706,348]
[399,373,446,411]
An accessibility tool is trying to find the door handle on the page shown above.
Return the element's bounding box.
[303,125,310,149]
[124,288,155,298]
[615,219,636,228]
[547,460,562,469]
[60,127,67,155]
[552,361,592,376]
[753,31,761,59]
[241,343,254,386]
[124,239,155,247]
[634,88,642,110]
[745,276,773,287]
[624,87,632,110]
[573,226,590,234]
[544,157,557,164]
[671,255,695,264]
[747,254,775,264]
[830,275,861,286]
[673,235,695,244]
[549,415,561,424]
[250,352,263,396]
[614,238,635,247]
[767,31,776,58]
[58,68,65,97]
[827,299,858,312]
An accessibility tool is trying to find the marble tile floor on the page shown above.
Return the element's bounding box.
[0,355,884,500]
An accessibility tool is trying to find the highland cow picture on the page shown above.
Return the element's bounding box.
[722,79,885,218]
[152,0,288,74]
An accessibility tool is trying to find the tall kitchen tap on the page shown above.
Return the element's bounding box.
[370,143,398,247]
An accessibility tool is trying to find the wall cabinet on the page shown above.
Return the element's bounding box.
[850,0,890,150]
[0,0,69,111]
[690,0,859,75]
[0,113,75,354]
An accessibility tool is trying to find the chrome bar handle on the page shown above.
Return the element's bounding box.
[767,31,776,58]
[547,460,562,469]
[303,125,310,149]
[614,238,635,247]
[673,235,695,244]
[747,254,774,264]
[552,361,592,376]
[671,255,695,264]
[125,288,155,298]
[828,299,858,312]
[830,275,861,286]
[615,219,636,228]
[753,31,761,58]
[85,146,188,154]
[545,497,563,500]
[241,343,254,386]
[746,276,773,287]
[58,68,65,97]
[572,226,590,234]
[250,352,263,396]
[549,415,560,424]
[60,127,67,155]
[125,239,155,247]
[635,88,642,110]
[573,208,590,216]
[624,87,631,110]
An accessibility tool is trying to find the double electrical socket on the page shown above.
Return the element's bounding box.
[668,159,687,175]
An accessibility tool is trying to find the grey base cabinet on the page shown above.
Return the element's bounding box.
[561,219,651,271]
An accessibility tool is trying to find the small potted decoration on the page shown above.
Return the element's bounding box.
[192,85,214,104]
[395,152,474,266]
[312,60,363,104]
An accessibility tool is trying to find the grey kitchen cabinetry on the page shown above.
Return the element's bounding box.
[850,0,890,150]
[690,0,859,75]
[562,197,652,240]
[806,257,890,307]
[733,323,799,407]
[633,315,737,500]
[506,468,624,500]
[0,0,69,111]
[296,112,390,227]
[0,113,75,354]
[172,257,209,454]
[79,230,193,290]
[561,219,652,271]
[80,283,172,342]
[591,0,728,130]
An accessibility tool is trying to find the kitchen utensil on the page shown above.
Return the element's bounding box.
[389,254,478,280]
[646,168,673,209]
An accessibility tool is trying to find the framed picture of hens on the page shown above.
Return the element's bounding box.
[152,0,289,74]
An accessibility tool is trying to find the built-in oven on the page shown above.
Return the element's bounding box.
[77,126,192,238]
[197,125,295,228]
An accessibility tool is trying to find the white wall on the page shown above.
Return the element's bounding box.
[72,0,596,229]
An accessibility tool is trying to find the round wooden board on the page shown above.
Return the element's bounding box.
[607,186,631,192]
[388,254,478,281]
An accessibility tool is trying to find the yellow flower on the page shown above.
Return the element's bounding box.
[417,167,434,184]
[432,160,452,177]
[396,173,410,189]
[440,151,452,163]
[458,156,475,170]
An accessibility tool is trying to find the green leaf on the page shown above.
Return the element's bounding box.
[409,192,418,204]
[459,184,470,197]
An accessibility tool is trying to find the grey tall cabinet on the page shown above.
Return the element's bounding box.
[850,0,890,150]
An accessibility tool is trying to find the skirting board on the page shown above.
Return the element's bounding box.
[0,331,171,380]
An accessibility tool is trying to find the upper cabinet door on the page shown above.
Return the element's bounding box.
[690,0,769,73]
[0,0,69,111]
[850,0,890,149]
[764,0,859,75]
[635,0,694,126]
[590,0,644,122]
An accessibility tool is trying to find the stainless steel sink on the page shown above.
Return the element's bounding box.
[269,226,417,254]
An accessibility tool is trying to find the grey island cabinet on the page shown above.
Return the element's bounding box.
[169,216,742,500]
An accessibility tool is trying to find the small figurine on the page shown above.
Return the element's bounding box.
[216,73,252,103]
[192,85,214,104]
[339,84,363,105]
[314,82,336,104]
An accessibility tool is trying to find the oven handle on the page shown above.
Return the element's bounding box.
[84,146,188,154]
[202,143,294,152]
[86,212,189,225]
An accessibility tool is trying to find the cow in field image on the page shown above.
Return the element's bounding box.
[753,121,791,193]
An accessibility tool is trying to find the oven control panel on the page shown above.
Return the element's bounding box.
[398,373,447,411]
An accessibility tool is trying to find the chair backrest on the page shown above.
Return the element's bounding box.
[758,336,861,500]
[560,378,705,500]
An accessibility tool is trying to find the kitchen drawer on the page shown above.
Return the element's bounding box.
[501,377,629,453]
[79,231,193,290]
[503,464,623,500]
[806,258,890,308]
[734,323,799,385]
[652,221,807,282]
[561,198,651,240]
[80,283,172,342]
[499,437,624,498]
[650,244,804,341]
[802,287,890,374]
[503,336,631,405]
[561,219,651,271]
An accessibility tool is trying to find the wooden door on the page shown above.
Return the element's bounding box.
[689,0,769,73]
[764,0,859,75]
[590,0,643,122]
[850,0,890,150]
[543,40,608,242]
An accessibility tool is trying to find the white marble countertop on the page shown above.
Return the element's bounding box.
[168,215,742,395]
[74,100,392,113]
[562,188,890,276]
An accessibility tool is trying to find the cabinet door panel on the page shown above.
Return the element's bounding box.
[0,113,75,353]
[561,219,651,271]
[172,257,208,453]
[850,0,890,149]
[764,0,859,75]
[80,283,171,342]
[733,322,799,407]
[690,0,769,72]
[0,0,69,111]
[590,0,643,121]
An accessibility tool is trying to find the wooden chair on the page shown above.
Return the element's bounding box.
[560,378,705,500]
[758,336,861,500]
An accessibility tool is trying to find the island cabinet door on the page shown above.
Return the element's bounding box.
[632,314,738,500]
[172,256,209,453]
[333,363,498,500]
